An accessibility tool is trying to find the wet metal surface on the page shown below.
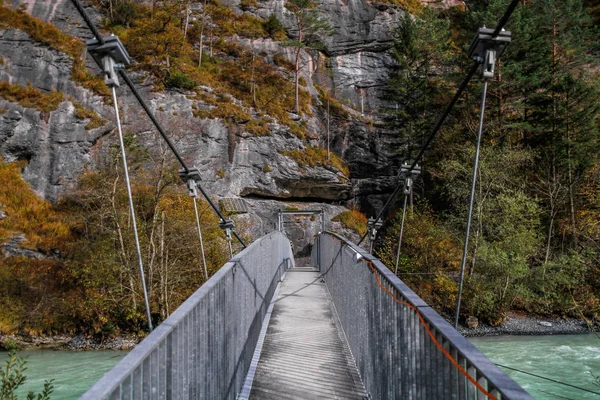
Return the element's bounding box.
[249,270,367,400]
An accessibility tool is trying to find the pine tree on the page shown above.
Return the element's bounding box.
[283,0,333,113]
[386,7,459,160]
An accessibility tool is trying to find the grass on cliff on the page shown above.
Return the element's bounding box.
[0,83,106,129]
[387,0,424,15]
[71,97,106,129]
[0,82,63,112]
[0,3,110,99]
[0,0,312,138]
[0,159,72,250]
[315,84,350,119]
[281,147,350,177]
[332,209,368,236]
[95,0,311,138]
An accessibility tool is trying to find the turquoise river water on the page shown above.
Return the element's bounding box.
[1,334,598,399]
[470,334,600,399]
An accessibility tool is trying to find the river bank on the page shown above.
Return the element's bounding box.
[458,312,599,337]
[2,313,597,351]
[0,333,141,351]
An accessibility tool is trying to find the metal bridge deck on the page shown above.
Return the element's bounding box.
[248,269,367,400]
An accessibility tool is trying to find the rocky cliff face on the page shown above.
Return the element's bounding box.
[247,0,407,212]
[0,0,407,257]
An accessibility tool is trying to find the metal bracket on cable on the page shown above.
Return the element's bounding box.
[398,162,421,195]
[367,217,383,252]
[467,27,511,79]
[219,219,235,241]
[87,35,131,87]
[179,167,202,197]
[220,218,236,258]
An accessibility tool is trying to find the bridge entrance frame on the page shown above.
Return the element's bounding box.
[277,209,325,234]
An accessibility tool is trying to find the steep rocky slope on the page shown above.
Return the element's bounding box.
[0,0,408,262]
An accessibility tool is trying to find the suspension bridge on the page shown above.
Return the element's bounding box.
[61,0,536,398]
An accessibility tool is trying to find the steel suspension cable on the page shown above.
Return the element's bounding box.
[119,73,247,248]
[495,364,600,396]
[394,193,408,274]
[70,0,104,44]
[357,62,479,246]
[69,0,246,249]
[493,0,521,37]
[357,0,522,248]
[111,87,153,332]
[454,80,488,328]
[118,70,188,172]
[192,197,209,281]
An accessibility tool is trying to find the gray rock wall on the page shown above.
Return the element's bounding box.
[0,0,410,257]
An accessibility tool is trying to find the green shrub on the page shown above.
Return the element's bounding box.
[0,339,18,351]
[166,72,197,90]
[263,14,286,40]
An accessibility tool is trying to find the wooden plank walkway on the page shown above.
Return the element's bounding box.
[248,269,367,400]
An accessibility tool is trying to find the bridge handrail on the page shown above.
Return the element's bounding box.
[82,230,293,399]
[314,231,533,400]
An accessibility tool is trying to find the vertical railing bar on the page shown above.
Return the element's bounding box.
[476,370,486,400]
[389,292,395,399]
[467,361,476,400]
[439,332,446,399]
[122,375,132,400]
[380,277,387,399]
[141,356,149,399]
[133,365,142,399]
[376,272,383,399]
[442,338,455,399]
[201,288,208,398]
[458,354,467,399]
[208,289,215,399]
[392,291,399,400]
[450,347,459,399]
[151,347,158,399]
[400,301,407,399]
[434,330,441,398]
[423,318,430,400]
[184,310,190,399]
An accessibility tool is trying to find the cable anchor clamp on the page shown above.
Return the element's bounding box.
[398,162,421,195]
[367,217,383,242]
[179,167,202,197]
[87,34,131,88]
[219,219,235,242]
[467,26,512,80]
